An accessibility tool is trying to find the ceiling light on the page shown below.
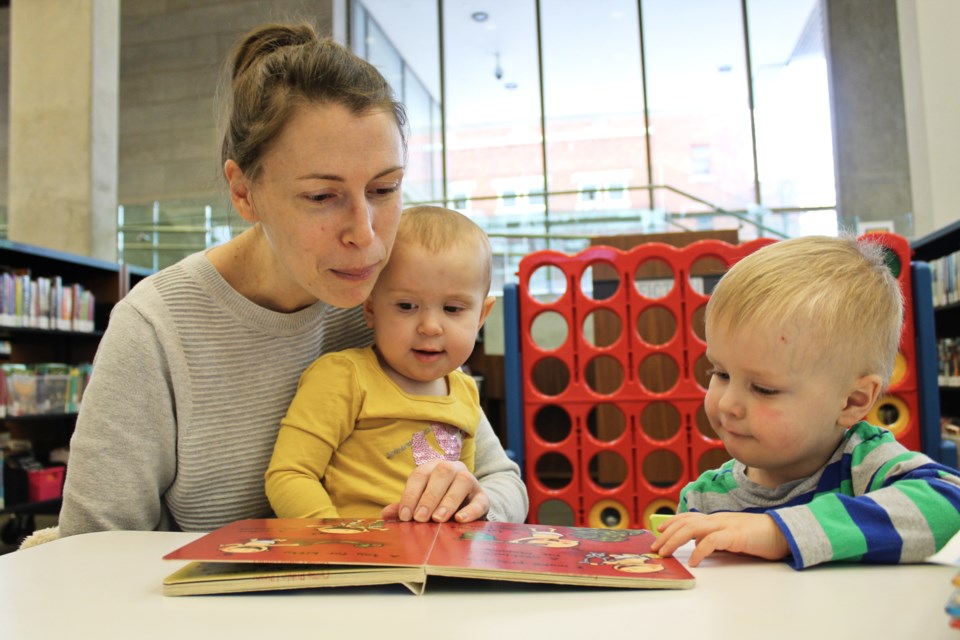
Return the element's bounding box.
[471,11,489,22]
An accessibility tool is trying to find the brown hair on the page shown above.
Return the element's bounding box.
[221,22,407,181]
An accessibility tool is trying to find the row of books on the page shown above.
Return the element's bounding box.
[0,363,93,417]
[930,250,960,308]
[0,272,96,332]
[939,338,960,388]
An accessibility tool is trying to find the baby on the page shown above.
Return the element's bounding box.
[266,205,497,523]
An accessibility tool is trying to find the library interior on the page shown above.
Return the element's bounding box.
[0,1,959,638]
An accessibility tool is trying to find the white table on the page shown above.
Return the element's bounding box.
[0,530,955,640]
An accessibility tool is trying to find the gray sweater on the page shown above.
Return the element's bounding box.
[59,252,528,535]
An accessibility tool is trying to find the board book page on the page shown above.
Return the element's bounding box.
[162,518,695,596]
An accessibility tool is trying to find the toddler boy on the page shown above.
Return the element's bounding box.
[652,235,960,569]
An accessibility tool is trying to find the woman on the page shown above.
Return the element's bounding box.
[57,22,527,537]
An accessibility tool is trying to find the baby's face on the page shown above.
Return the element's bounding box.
[703,320,852,488]
[365,242,492,392]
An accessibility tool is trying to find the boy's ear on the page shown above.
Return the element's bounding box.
[477,296,496,329]
[363,296,376,329]
[225,160,257,223]
[838,374,883,428]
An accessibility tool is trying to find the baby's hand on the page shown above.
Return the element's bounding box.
[650,512,789,567]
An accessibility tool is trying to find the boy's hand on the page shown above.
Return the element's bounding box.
[650,512,789,566]
[381,459,490,524]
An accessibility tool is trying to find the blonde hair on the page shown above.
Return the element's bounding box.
[393,206,493,295]
[705,235,904,384]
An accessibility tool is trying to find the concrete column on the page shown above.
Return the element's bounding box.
[825,0,914,236]
[8,0,119,261]
[897,0,960,238]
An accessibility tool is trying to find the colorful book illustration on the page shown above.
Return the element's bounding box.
[162,518,695,596]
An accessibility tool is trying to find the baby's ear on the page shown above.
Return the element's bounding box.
[478,295,496,328]
[838,374,883,427]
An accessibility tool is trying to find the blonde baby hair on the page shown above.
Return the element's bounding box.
[705,235,904,385]
[394,205,493,296]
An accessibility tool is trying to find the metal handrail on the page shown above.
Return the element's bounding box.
[116,184,799,239]
[406,184,791,239]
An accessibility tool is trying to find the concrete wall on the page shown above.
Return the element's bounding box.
[825,0,914,235]
[897,0,960,237]
[118,0,334,205]
[0,9,7,221]
[7,0,120,259]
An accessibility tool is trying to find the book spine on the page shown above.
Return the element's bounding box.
[0,273,10,327]
[14,275,23,327]
[60,285,73,331]
[37,277,50,330]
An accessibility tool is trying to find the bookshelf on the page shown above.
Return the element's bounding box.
[911,220,960,422]
[0,240,151,549]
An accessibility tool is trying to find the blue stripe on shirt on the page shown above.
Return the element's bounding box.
[836,494,903,563]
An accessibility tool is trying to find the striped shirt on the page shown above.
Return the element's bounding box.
[680,421,960,568]
[60,252,527,535]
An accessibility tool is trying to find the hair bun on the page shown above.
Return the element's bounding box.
[231,22,318,81]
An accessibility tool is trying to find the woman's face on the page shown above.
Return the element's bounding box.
[235,102,405,310]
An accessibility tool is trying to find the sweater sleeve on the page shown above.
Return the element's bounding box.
[770,451,960,569]
[59,299,178,536]
[264,355,360,519]
[473,412,529,523]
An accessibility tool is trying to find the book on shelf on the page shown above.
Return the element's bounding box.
[940,338,960,387]
[0,271,95,331]
[1,362,92,416]
[162,518,696,596]
[930,251,959,308]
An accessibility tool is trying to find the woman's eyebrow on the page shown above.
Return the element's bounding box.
[297,165,404,182]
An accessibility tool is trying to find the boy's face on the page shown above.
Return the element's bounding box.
[364,241,494,391]
[703,319,855,488]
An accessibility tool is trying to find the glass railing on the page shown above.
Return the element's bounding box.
[113,186,835,292]
[116,198,242,272]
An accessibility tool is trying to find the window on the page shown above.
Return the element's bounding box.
[573,171,634,210]
[529,188,545,207]
[691,144,712,176]
[578,183,599,204]
[607,181,628,202]
[643,0,754,210]
[492,176,547,214]
[448,180,476,212]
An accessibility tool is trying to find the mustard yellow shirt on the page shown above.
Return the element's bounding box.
[265,346,479,519]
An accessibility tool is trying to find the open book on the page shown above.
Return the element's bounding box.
[162,518,695,596]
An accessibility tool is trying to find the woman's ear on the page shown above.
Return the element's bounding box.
[838,374,883,428]
[363,296,376,329]
[225,160,257,223]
